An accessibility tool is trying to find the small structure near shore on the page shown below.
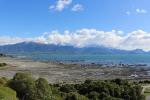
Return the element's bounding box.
[130,74,138,78]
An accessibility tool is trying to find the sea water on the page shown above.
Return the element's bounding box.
[8,52,150,65]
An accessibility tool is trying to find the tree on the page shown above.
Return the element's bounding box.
[0,77,8,86]
[88,91,99,100]
[35,78,52,100]
[60,84,76,93]
[112,79,128,85]
[65,92,89,100]
[99,92,109,99]
[8,73,37,100]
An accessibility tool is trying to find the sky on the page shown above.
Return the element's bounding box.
[0,0,150,51]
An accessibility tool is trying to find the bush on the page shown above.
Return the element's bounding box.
[87,91,99,100]
[5,73,145,100]
[8,73,36,100]
[35,78,52,100]
[65,92,89,100]
[0,86,18,100]
[60,84,76,93]
[0,63,7,67]
[8,73,54,100]
[0,77,8,86]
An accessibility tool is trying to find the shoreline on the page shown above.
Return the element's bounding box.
[0,56,150,83]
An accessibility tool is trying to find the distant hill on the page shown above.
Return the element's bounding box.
[0,42,147,54]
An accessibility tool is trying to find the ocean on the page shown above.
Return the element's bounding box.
[8,52,150,65]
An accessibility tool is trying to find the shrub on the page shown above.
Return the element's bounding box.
[0,86,18,100]
[60,84,76,93]
[0,63,7,67]
[0,77,8,86]
[65,92,89,100]
[35,78,52,100]
[8,73,36,100]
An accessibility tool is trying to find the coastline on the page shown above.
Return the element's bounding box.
[0,56,150,83]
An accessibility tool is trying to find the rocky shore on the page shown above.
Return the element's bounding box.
[0,56,150,83]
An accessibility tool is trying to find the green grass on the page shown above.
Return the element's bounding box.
[144,87,150,96]
[144,92,150,96]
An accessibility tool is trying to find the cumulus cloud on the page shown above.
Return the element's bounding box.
[34,29,150,51]
[119,30,150,51]
[1,29,150,51]
[72,4,84,11]
[49,0,72,11]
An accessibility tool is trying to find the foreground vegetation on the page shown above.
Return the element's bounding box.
[0,73,146,100]
[0,63,7,67]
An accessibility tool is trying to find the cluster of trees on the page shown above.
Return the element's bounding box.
[0,73,145,100]
[58,79,145,100]
[139,80,150,84]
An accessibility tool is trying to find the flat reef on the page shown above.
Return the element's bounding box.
[0,56,150,83]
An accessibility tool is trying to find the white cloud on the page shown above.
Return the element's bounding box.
[136,8,147,14]
[49,0,72,11]
[0,36,32,45]
[34,29,150,51]
[72,4,84,11]
[126,8,147,15]
[119,30,150,51]
[2,29,150,51]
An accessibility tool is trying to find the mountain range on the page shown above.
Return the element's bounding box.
[0,42,147,54]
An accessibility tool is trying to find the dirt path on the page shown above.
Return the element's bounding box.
[142,85,150,94]
[146,96,150,100]
[142,85,150,100]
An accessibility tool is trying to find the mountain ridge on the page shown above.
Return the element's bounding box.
[0,42,148,54]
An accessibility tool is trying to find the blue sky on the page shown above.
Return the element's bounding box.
[0,0,150,51]
[0,0,150,37]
